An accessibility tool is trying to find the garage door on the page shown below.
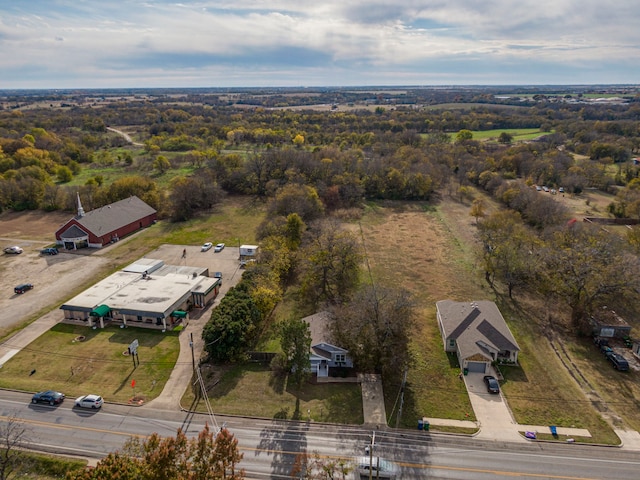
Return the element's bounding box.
[466,361,486,373]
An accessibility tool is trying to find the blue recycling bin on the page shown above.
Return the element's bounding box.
[418,419,424,430]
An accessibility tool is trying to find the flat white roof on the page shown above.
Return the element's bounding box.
[61,259,218,317]
[123,258,164,274]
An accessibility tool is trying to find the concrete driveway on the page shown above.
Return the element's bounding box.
[463,371,524,442]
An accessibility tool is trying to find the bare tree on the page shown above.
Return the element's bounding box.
[330,285,416,378]
[0,415,30,480]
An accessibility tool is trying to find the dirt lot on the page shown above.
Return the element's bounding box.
[0,211,111,335]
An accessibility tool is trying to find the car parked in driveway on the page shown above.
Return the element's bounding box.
[40,247,59,255]
[32,390,65,406]
[483,375,500,394]
[14,283,34,294]
[214,243,225,252]
[75,394,104,409]
[201,242,213,252]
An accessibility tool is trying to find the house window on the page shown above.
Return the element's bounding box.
[449,339,455,348]
[335,354,346,363]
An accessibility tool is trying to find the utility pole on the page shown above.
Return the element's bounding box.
[368,430,375,480]
[190,332,198,398]
[396,367,408,428]
[190,332,196,374]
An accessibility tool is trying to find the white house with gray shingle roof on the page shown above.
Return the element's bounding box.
[436,300,520,374]
[303,311,353,378]
[55,195,157,249]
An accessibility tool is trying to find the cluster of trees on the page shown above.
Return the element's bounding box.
[1,89,639,220]
[203,181,416,385]
[67,426,243,480]
[476,209,640,332]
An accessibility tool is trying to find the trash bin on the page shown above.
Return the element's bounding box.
[424,420,430,431]
[418,419,424,430]
[463,368,468,376]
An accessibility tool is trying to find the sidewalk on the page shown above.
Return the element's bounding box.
[359,372,640,450]
[0,310,60,367]
[144,309,210,410]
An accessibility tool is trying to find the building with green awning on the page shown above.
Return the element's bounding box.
[90,304,110,317]
[60,258,221,331]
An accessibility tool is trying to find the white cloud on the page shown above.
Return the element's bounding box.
[0,0,638,87]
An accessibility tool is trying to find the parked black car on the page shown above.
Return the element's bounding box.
[608,353,630,371]
[31,390,65,406]
[40,247,58,255]
[14,283,34,294]
[483,375,500,394]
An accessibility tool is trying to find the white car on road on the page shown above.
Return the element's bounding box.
[75,394,103,409]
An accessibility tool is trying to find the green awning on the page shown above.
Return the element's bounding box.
[172,310,187,319]
[90,304,110,317]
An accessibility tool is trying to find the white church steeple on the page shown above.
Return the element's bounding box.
[76,192,85,218]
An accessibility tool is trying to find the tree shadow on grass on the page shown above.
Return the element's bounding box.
[268,371,286,395]
[50,323,101,341]
[204,362,263,400]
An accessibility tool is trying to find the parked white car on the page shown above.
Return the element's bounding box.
[4,246,23,254]
[214,243,225,252]
[201,242,213,252]
[75,394,103,409]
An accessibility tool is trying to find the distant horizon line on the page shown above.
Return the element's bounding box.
[1,83,639,93]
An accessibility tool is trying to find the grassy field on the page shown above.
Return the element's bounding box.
[467,128,548,141]
[348,193,631,443]
[353,200,485,426]
[183,363,363,424]
[8,452,86,479]
[0,324,179,404]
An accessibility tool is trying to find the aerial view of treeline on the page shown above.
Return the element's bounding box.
[0,87,639,228]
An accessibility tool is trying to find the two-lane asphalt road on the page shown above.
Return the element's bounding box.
[1,391,638,479]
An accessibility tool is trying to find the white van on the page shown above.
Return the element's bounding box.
[356,457,398,479]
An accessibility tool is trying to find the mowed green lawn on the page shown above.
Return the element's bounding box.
[0,324,179,404]
[182,363,363,424]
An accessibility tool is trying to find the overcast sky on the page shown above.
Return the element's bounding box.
[1,1,639,89]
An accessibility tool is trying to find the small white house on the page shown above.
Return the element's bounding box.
[303,311,353,378]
